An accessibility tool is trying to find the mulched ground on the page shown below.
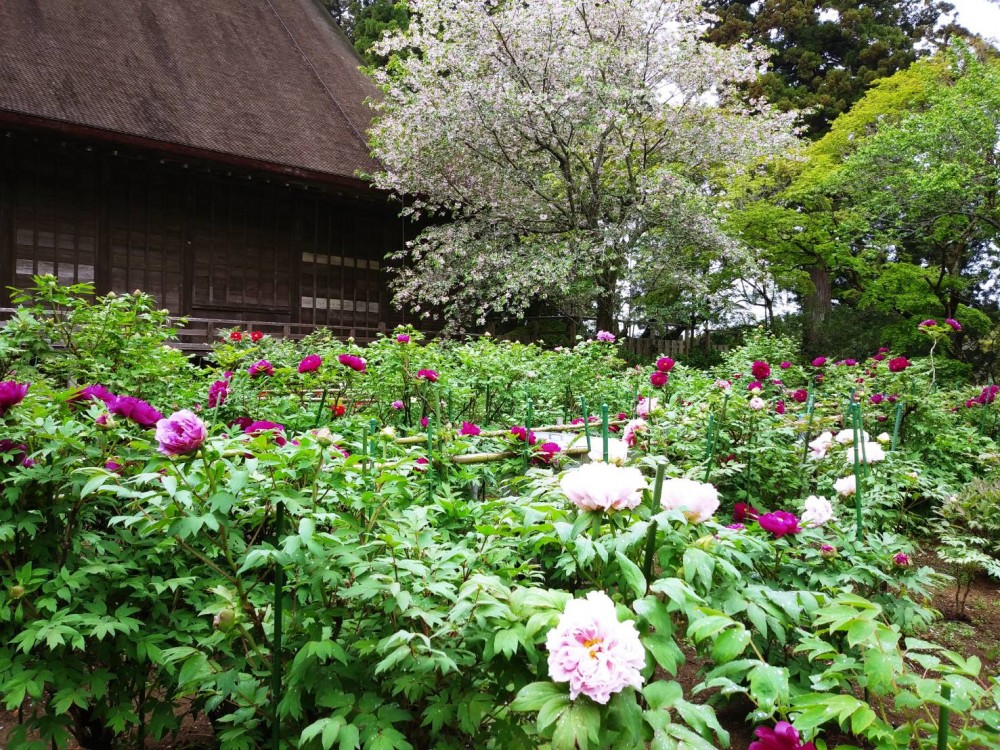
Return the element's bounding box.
[3,549,999,749]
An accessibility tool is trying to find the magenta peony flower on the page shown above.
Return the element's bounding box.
[779,361,792,369]
[458,421,481,436]
[244,420,286,446]
[69,383,115,407]
[391,399,405,410]
[416,369,438,382]
[870,393,885,405]
[749,721,816,750]
[298,354,322,373]
[844,358,858,366]
[0,381,30,416]
[420,416,429,428]
[747,380,763,392]
[811,357,827,367]
[0,440,27,465]
[596,330,616,343]
[757,511,802,538]
[919,319,938,328]
[546,591,645,704]
[751,360,771,380]
[888,357,910,373]
[979,384,999,404]
[396,333,411,343]
[649,371,667,388]
[733,503,759,523]
[338,354,366,373]
[877,346,891,354]
[791,389,808,403]
[155,410,208,456]
[775,399,786,415]
[873,353,886,361]
[536,441,561,464]
[510,426,537,445]
[893,552,911,567]
[248,360,274,378]
[655,356,675,373]
[208,380,229,408]
[104,460,123,473]
[945,318,961,331]
[109,396,164,428]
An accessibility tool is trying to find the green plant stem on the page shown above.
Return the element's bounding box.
[601,403,609,462]
[272,501,285,750]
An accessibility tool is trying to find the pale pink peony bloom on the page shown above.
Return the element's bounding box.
[834,475,857,496]
[595,330,616,343]
[834,428,869,445]
[546,591,645,704]
[714,379,731,391]
[155,410,207,456]
[636,396,658,418]
[808,431,833,460]
[659,478,719,523]
[622,419,648,447]
[801,496,834,527]
[846,442,886,464]
[560,463,647,512]
[748,396,765,411]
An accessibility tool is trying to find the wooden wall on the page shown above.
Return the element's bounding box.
[0,132,408,339]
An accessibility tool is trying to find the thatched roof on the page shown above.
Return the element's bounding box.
[0,0,380,185]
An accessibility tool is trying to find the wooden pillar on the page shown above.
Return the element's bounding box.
[181,172,196,317]
[0,134,14,306]
[95,155,112,295]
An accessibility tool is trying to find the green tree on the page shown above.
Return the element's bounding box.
[703,0,958,138]
[351,0,409,66]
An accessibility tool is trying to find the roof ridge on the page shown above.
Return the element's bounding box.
[263,0,369,156]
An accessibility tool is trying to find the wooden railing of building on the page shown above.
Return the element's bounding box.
[622,336,729,359]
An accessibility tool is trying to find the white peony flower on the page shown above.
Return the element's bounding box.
[801,495,834,527]
[835,428,870,445]
[809,431,833,460]
[748,396,766,411]
[834,475,857,496]
[845,442,886,464]
[659,478,720,523]
[560,463,648,512]
[876,432,891,444]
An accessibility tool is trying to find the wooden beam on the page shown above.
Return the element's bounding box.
[0,135,13,305]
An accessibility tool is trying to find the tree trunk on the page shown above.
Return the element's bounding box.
[802,264,832,353]
[595,272,618,335]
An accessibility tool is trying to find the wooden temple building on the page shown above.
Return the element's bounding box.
[0,0,411,347]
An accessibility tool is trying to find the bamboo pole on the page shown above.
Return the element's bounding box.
[391,419,627,444]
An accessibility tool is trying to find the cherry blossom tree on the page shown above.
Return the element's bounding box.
[368,0,800,332]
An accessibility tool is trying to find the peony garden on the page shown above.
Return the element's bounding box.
[0,281,998,750]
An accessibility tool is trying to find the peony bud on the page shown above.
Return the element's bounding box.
[9,584,25,599]
[213,608,236,632]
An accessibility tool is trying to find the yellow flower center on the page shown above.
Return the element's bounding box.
[583,637,603,658]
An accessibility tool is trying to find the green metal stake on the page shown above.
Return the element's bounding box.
[581,397,592,451]
[524,398,534,467]
[891,400,904,451]
[314,387,329,427]
[426,419,436,493]
[852,413,864,543]
[938,684,951,750]
[446,388,452,424]
[361,426,369,479]
[271,501,285,750]
[981,380,994,435]
[703,414,716,483]
[855,404,870,478]
[642,464,667,582]
[801,388,816,463]
[601,404,609,462]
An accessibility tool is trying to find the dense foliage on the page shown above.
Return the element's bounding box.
[2,281,1000,749]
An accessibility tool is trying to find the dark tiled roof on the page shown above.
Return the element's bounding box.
[0,0,380,183]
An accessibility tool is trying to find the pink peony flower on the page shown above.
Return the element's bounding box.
[155,410,208,456]
[248,360,274,378]
[420,416,429,428]
[414,456,430,471]
[109,396,164,428]
[877,346,891,354]
[459,421,481,436]
[919,319,937,328]
[791,389,808,403]
[298,354,322,373]
[945,318,961,331]
[596,330,616,343]
[748,396,765,411]
[751,360,771,380]
[801,496,833,527]
[536,441,561,464]
[758,511,802,538]
[808,431,833,460]
[546,591,645,704]
[779,361,792,369]
[775,400,786,415]
[659,478,719,523]
[749,721,816,750]
[105,460,123,473]
[888,357,910,373]
[208,380,229,408]
[338,354,366,373]
[416,369,438,382]
[893,552,911,567]
[244,420,287,446]
[811,357,827,367]
[391,400,405,410]
[834,475,856,496]
[649,371,667,388]
[510,425,537,445]
[714,379,732,391]
[0,381,30,416]
[396,333,411,343]
[69,384,115,407]
[655,356,675,373]
[560,463,647,512]
[622,418,647,447]
[636,396,658,418]
[747,380,763,392]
